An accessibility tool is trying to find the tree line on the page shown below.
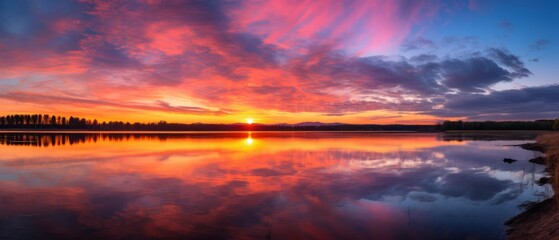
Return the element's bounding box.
[0,114,94,128]
[0,114,438,131]
[438,120,558,131]
[0,114,557,131]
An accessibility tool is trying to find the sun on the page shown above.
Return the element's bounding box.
[246,118,254,124]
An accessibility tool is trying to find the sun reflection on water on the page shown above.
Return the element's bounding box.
[245,132,253,145]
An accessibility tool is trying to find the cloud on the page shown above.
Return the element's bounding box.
[0,0,551,122]
[441,56,516,93]
[489,48,531,78]
[261,48,531,113]
[410,54,438,63]
[428,84,559,120]
[529,39,550,51]
[0,91,232,116]
[435,170,512,201]
[231,0,437,54]
[401,37,435,51]
[251,167,297,177]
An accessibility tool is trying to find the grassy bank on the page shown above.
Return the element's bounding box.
[506,133,559,239]
[537,133,559,196]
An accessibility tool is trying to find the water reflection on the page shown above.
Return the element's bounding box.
[246,132,253,145]
[0,132,550,239]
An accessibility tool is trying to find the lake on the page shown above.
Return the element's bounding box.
[0,132,551,239]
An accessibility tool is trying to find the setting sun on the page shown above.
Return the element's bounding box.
[246,118,254,124]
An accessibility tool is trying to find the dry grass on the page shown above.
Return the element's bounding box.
[537,133,559,201]
[507,132,559,239]
[537,132,559,156]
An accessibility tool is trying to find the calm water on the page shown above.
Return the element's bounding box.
[0,132,551,240]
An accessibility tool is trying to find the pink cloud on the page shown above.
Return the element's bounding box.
[6,0,538,123]
[230,0,434,54]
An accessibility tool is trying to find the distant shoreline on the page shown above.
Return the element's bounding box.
[1,114,556,131]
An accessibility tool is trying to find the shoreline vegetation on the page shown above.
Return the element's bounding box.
[0,114,557,131]
[507,133,559,239]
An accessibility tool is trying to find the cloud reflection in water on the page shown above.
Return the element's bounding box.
[0,132,550,239]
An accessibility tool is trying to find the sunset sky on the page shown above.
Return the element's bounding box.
[0,0,558,124]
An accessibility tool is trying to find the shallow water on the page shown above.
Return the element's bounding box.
[0,132,551,239]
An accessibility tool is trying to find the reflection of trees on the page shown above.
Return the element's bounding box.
[0,133,253,147]
[440,132,540,141]
[0,133,95,147]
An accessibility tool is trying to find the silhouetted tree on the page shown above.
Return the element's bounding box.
[31,115,38,125]
[43,115,50,125]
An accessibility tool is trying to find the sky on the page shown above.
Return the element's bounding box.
[0,0,558,124]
